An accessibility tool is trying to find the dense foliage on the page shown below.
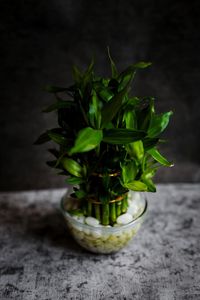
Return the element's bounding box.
[35,51,173,225]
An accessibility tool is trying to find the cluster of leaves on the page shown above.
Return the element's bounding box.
[35,51,173,204]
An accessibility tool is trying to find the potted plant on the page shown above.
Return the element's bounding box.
[35,50,173,253]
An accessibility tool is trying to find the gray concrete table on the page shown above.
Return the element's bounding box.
[0,184,199,300]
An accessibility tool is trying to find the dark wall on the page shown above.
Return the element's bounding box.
[1,0,200,191]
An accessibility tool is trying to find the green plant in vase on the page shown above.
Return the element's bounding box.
[35,50,173,253]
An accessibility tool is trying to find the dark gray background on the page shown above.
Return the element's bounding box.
[0,0,200,191]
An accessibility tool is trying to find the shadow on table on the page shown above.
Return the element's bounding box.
[0,197,86,254]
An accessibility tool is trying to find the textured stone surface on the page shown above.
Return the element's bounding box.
[0,0,200,190]
[0,184,199,299]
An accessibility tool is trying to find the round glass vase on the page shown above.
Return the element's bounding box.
[60,189,147,254]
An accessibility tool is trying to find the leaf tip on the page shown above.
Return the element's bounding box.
[134,61,152,69]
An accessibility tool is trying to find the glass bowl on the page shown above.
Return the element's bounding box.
[60,190,147,254]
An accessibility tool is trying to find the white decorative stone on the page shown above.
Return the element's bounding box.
[91,231,102,238]
[71,215,79,220]
[116,213,133,225]
[76,216,85,223]
[128,192,141,205]
[84,228,91,235]
[132,192,141,201]
[71,214,85,223]
[127,203,139,216]
[85,217,100,227]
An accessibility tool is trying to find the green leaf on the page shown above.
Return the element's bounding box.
[124,180,148,191]
[65,177,85,185]
[72,65,82,83]
[94,82,114,102]
[88,90,102,129]
[42,100,75,113]
[141,168,157,192]
[62,158,83,177]
[69,127,103,155]
[118,62,151,92]
[118,66,136,92]
[107,47,118,78]
[78,99,89,125]
[82,58,94,88]
[143,137,159,150]
[124,97,140,110]
[148,111,173,138]
[147,148,174,167]
[121,161,137,183]
[34,131,51,145]
[126,140,144,161]
[133,62,152,69]
[75,189,87,199]
[48,132,68,146]
[103,129,146,144]
[102,173,111,190]
[142,177,156,192]
[85,57,94,74]
[44,85,69,93]
[123,110,137,129]
[101,85,131,128]
[137,97,155,131]
[68,209,84,216]
[34,128,63,145]
[142,167,157,179]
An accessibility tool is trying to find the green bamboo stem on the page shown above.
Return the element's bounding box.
[83,204,87,216]
[121,196,128,213]
[94,204,101,221]
[125,195,128,207]
[116,201,122,217]
[110,203,116,224]
[102,204,109,225]
[87,201,92,216]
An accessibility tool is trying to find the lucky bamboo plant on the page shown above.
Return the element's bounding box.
[35,50,173,226]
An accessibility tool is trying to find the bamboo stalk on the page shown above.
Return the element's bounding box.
[102,204,109,225]
[125,195,128,207]
[87,202,92,216]
[110,202,116,224]
[116,201,122,217]
[121,196,128,213]
[94,204,101,221]
[83,204,87,216]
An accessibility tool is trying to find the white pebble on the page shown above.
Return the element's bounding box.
[91,231,102,238]
[77,216,85,223]
[116,213,133,225]
[132,192,141,201]
[127,203,139,216]
[85,217,100,227]
[84,228,91,235]
[71,215,85,223]
[128,191,141,205]
[71,215,79,220]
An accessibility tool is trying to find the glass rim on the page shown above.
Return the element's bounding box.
[60,192,148,232]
